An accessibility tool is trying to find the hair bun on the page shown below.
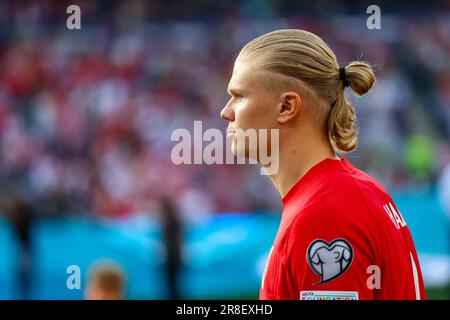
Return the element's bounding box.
[344,61,376,96]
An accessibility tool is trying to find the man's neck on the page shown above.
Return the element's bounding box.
[263,132,338,199]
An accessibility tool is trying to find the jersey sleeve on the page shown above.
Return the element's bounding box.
[285,205,379,300]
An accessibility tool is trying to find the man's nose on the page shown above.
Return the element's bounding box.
[220,101,234,122]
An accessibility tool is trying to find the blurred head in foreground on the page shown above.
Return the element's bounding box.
[85,262,126,300]
[220,29,375,177]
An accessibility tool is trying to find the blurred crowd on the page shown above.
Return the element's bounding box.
[0,0,449,220]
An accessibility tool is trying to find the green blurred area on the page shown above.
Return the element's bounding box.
[405,134,435,181]
[426,285,450,300]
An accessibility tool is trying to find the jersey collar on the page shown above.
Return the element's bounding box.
[282,157,349,207]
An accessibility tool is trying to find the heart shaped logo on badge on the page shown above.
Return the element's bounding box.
[307,239,353,284]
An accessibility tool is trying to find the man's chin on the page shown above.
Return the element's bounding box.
[231,142,259,162]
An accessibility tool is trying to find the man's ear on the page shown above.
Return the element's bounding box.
[277,91,301,124]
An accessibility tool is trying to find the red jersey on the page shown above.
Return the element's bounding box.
[260,157,426,300]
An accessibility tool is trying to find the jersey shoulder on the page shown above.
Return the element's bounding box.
[285,164,399,254]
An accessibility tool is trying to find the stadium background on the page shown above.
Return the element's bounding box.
[0,0,449,299]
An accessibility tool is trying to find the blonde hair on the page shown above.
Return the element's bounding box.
[237,29,375,153]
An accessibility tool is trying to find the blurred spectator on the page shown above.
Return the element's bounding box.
[3,196,34,299]
[85,261,126,300]
[159,197,183,299]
